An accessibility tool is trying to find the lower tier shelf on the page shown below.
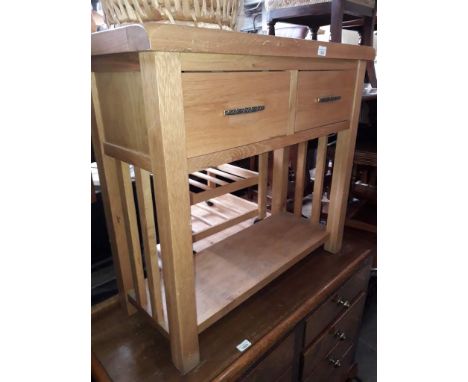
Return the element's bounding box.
[129,211,328,334]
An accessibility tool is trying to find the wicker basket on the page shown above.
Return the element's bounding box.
[101,0,241,30]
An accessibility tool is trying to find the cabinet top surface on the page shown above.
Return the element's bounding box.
[91,23,375,60]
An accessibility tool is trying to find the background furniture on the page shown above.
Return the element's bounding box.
[91,23,374,373]
[267,0,377,87]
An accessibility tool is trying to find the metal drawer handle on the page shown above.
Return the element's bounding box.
[328,357,342,368]
[224,105,265,116]
[335,296,351,308]
[316,95,341,103]
[334,330,347,341]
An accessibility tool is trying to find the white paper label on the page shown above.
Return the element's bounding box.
[236,339,252,352]
[318,45,327,56]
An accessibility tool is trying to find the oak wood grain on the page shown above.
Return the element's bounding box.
[140,51,200,373]
[91,81,135,315]
[271,148,290,214]
[311,136,328,224]
[91,24,375,61]
[182,71,290,158]
[134,167,165,325]
[296,70,355,132]
[115,161,147,307]
[293,141,308,216]
[325,60,367,253]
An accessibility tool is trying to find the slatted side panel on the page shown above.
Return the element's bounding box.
[134,167,165,326]
[257,152,269,220]
[115,161,168,329]
[311,136,329,225]
[275,143,333,221]
[293,141,308,217]
[271,147,290,214]
[116,161,147,307]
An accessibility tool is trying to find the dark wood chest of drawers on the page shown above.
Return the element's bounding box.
[239,252,370,382]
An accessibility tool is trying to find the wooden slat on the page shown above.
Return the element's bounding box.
[311,136,328,225]
[206,169,216,188]
[192,171,228,186]
[258,152,269,220]
[140,51,199,373]
[271,148,290,214]
[287,70,298,136]
[192,210,259,242]
[187,120,349,173]
[91,75,135,315]
[206,196,254,215]
[189,178,209,191]
[192,214,214,227]
[293,142,308,217]
[195,203,230,220]
[103,142,151,171]
[217,163,257,178]
[207,167,243,182]
[190,176,258,205]
[116,162,147,307]
[325,60,367,253]
[134,168,165,325]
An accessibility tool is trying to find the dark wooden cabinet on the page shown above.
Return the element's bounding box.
[240,332,296,382]
[237,257,370,382]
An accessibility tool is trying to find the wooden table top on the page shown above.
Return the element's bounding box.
[92,230,372,382]
[91,23,375,61]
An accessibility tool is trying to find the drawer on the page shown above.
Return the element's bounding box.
[301,292,366,378]
[182,71,290,157]
[303,344,354,382]
[295,70,355,132]
[241,332,295,382]
[304,264,370,347]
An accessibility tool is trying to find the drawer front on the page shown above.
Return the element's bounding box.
[182,72,290,158]
[303,344,354,382]
[295,70,355,132]
[301,292,366,378]
[304,264,370,347]
[241,332,295,382]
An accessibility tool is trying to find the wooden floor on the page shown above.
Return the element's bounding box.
[92,229,372,382]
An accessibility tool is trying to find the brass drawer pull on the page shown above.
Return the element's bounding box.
[316,95,341,103]
[328,357,342,368]
[224,105,265,116]
[335,296,351,308]
[334,330,347,341]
